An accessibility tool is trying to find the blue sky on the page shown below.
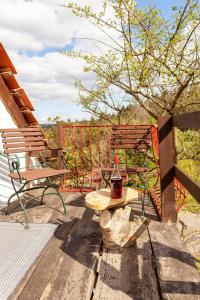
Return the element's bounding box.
[0,0,187,123]
[138,0,186,16]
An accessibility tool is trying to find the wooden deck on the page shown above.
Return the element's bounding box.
[0,190,200,300]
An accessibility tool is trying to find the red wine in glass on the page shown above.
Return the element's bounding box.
[92,176,102,184]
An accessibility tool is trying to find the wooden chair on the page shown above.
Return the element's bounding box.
[102,125,152,214]
[102,125,151,175]
[0,127,68,228]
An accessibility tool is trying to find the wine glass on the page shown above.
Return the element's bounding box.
[91,168,102,198]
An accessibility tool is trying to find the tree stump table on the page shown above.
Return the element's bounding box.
[85,188,147,249]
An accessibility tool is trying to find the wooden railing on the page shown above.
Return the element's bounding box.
[158,111,200,223]
[56,123,155,192]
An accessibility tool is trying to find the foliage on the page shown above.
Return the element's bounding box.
[64,0,200,120]
[175,128,200,165]
[175,129,200,213]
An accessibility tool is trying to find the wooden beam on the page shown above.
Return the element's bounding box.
[158,116,176,223]
[0,75,28,127]
[57,122,65,187]
[175,165,200,203]
[172,111,200,129]
[0,43,17,74]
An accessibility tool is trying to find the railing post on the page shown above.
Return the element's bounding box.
[158,116,176,223]
[57,122,64,187]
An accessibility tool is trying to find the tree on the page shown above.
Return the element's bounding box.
[64,0,200,120]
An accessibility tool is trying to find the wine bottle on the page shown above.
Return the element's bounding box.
[111,154,122,199]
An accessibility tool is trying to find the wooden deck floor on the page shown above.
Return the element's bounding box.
[0,190,200,300]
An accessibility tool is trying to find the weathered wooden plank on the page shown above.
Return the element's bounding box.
[16,221,76,300]
[39,208,102,300]
[14,193,86,300]
[2,131,42,137]
[148,221,200,300]
[8,191,62,300]
[112,125,152,130]
[129,194,160,221]
[175,165,200,204]
[111,134,151,140]
[112,144,149,150]
[0,127,40,132]
[3,141,45,149]
[4,146,46,154]
[111,140,150,145]
[112,130,150,135]
[94,223,160,300]
[158,116,176,223]
[0,44,17,73]
[0,75,28,127]
[2,136,44,143]
[57,122,65,186]
[172,111,200,129]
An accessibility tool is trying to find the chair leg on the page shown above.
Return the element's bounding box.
[9,179,29,229]
[41,184,66,215]
[141,190,145,217]
[54,186,67,215]
[6,181,27,215]
[40,186,48,205]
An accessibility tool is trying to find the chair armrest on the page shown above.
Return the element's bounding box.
[43,147,64,159]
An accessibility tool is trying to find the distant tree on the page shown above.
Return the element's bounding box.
[64,0,200,120]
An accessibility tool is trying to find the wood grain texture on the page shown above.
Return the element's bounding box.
[172,111,200,129]
[111,133,151,139]
[10,167,67,181]
[40,209,102,300]
[112,144,149,150]
[93,225,160,300]
[111,140,150,145]
[85,188,138,211]
[5,146,46,154]
[158,116,176,222]
[112,130,150,135]
[2,131,42,137]
[17,215,77,300]
[3,141,45,148]
[0,75,28,127]
[2,136,44,143]
[112,125,151,130]
[148,221,200,299]
[9,191,61,300]
[0,127,40,132]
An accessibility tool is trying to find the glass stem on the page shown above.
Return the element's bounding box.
[96,183,99,197]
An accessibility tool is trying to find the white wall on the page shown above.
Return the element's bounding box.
[0,99,24,205]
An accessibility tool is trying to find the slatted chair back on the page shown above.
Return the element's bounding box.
[110,125,152,153]
[1,127,47,156]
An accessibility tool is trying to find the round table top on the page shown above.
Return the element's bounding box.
[85,187,138,211]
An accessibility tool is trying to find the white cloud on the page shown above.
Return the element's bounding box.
[0,0,120,121]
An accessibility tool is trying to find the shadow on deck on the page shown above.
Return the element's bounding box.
[0,190,199,300]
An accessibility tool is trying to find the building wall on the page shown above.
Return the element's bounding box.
[0,98,24,205]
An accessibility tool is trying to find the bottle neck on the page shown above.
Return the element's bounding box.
[112,159,121,178]
[114,163,119,171]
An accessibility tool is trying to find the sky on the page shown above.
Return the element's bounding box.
[0,0,186,123]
